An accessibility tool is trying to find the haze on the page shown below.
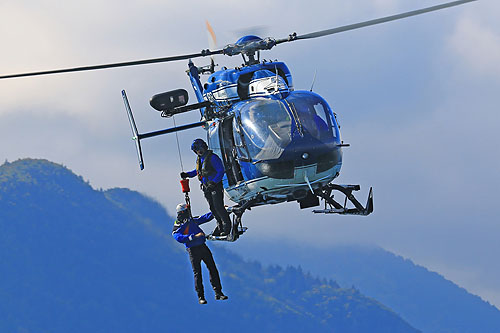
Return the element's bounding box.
[1,0,498,307]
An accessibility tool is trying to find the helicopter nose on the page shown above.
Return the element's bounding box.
[256,141,341,179]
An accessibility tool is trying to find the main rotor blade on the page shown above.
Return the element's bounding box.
[276,0,477,44]
[0,49,223,80]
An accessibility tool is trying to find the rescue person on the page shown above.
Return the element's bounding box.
[172,203,228,304]
[180,138,232,236]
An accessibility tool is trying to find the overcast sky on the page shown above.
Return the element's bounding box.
[1,0,499,307]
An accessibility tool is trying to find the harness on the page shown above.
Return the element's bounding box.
[196,150,217,182]
[172,218,190,235]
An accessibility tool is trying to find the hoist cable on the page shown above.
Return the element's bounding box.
[172,115,184,171]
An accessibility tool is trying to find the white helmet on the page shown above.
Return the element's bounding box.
[176,203,188,213]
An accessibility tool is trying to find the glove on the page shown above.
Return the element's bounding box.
[180,172,188,179]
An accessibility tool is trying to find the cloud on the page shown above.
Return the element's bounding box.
[449,17,500,77]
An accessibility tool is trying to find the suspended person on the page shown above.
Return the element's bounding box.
[180,138,232,237]
[172,203,228,304]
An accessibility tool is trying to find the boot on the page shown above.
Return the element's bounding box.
[215,292,228,300]
[211,226,222,237]
[221,224,232,237]
[198,296,207,304]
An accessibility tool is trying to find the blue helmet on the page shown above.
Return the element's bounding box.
[191,138,208,152]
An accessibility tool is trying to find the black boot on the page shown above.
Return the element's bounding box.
[199,296,207,304]
[215,292,228,300]
[221,224,232,237]
[211,226,222,237]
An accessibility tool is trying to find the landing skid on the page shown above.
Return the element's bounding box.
[206,226,248,242]
[313,184,373,215]
[207,184,372,242]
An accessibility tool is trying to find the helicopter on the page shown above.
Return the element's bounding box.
[0,0,477,241]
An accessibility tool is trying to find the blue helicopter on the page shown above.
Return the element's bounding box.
[121,0,475,239]
[0,0,476,241]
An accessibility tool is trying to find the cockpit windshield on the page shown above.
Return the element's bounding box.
[237,99,292,161]
[286,92,337,142]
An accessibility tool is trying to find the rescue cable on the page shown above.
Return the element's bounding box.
[172,115,184,171]
[172,115,193,217]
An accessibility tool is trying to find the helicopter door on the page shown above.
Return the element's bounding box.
[219,117,243,186]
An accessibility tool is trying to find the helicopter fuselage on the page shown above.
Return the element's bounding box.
[194,60,343,206]
[3,1,479,240]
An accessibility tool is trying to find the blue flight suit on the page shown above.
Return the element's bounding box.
[185,150,232,235]
[172,213,223,297]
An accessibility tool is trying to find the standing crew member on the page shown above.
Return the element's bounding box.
[172,203,228,304]
[181,138,232,236]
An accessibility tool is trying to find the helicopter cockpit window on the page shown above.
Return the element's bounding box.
[286,92,337,141]
[238,99,292,161]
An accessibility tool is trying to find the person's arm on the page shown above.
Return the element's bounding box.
[173,231,191,243]
[193,212,214,225]
[172,223,194,243]
[208,155,225,184]
[184,169,197,178]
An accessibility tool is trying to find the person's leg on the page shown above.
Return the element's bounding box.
[209,183,232,234]
[204,188,224,235]
[200,244,227,300]
[188,247,204,299]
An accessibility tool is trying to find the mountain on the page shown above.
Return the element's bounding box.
[231,240,500,333]
[0,158,418,333]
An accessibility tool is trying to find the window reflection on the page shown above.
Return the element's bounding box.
[238,99,292,161]
[286,92,337,142]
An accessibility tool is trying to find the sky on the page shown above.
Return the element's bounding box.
[1,0,499,307]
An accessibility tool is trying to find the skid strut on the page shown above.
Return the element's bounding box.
[313,184,373,215]
[206,196,257,242]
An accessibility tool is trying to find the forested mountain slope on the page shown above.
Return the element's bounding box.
[0,159,418,333]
